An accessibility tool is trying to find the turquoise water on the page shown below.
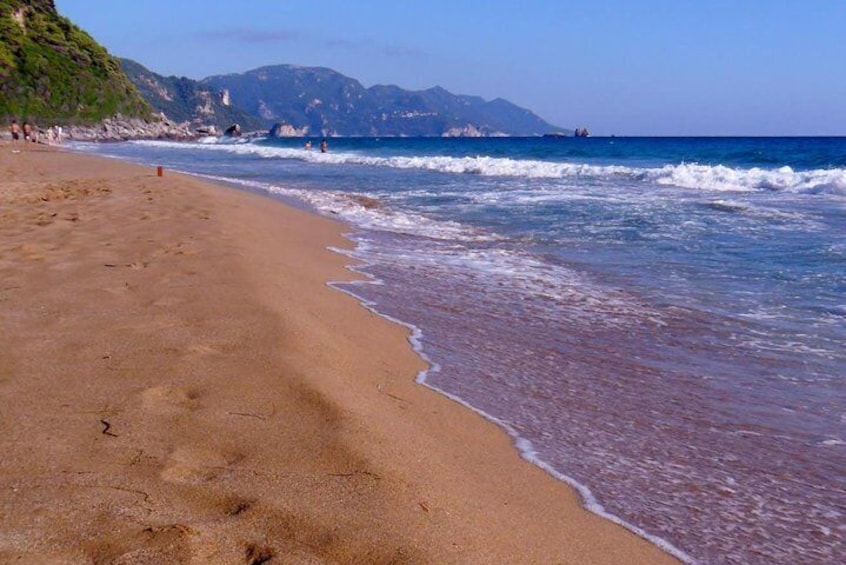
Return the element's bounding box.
[75,137,846,564]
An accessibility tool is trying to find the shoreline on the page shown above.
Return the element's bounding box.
[332,268,693,564]
[0,142,679,563]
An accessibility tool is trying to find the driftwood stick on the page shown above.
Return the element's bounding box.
[100,419,118,437]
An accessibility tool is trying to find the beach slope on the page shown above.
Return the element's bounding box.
[0,144,678,564]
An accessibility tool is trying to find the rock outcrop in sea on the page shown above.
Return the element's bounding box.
[441,124,509,138]
[223,123,242,137]
[268,122,310,137]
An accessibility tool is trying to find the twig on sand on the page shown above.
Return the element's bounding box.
[328,470,382,481]
[100,418,118,437]
[227,411,268,420]
[105,485,151,503]
[377,384,409,404]
[75,483,151,503]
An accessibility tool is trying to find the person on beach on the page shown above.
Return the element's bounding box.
[22,121,33,143]
[304,140,312,149]
[10,119,21,142]
[47,126,63,145]
[320,138,328,153]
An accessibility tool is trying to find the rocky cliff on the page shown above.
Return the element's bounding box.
[61,114,195,141]
[120,58,264,133]
[0,0,150,123]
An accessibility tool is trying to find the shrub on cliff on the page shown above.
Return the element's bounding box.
[0,0,151,123]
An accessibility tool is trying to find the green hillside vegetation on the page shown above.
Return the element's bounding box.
[0,0,150,123]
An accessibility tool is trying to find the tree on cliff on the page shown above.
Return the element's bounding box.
[0,0,151,123]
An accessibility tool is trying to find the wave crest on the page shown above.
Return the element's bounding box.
[131,139,846,195]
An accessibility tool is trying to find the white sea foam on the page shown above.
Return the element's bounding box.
[189,173,501,244]
[190,172,659,329]
[327,262,696,565]
[819,439,845,447]
[650,163,846,194]
[131,139,846,196]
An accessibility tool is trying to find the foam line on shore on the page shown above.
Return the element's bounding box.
[326,246,696,565]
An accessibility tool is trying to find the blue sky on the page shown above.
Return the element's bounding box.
[54,0,845,136]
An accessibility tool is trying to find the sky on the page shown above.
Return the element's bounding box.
[53,0,846,136]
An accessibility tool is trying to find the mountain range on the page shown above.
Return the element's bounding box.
[2,1,567,137]
[201,64,564,137]
[122,59,565,137]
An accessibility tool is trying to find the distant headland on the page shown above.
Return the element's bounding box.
[1,0,574,140]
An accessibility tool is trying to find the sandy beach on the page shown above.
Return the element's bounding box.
[0,143,678,564]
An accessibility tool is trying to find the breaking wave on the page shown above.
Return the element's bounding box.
[132,138,846,195]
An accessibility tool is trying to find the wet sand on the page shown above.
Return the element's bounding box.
[0,143,679,564]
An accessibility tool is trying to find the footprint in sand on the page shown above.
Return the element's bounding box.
[84,523,193,564]
[244,543,275,565]
[18,241,56,260]
[185,343,221,356]
[219,495,256,518]
[160,447,244,484]
[140,384,202,415]
[154,241,199,258]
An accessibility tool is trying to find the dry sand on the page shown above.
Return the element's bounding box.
[0,143,679,564]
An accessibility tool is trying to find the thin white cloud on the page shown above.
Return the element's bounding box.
[381,44,426,58]
[323,37,365,49]
[323,36,425,59]
[200,27,299,43]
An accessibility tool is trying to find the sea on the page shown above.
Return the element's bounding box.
[71,136,845,564]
